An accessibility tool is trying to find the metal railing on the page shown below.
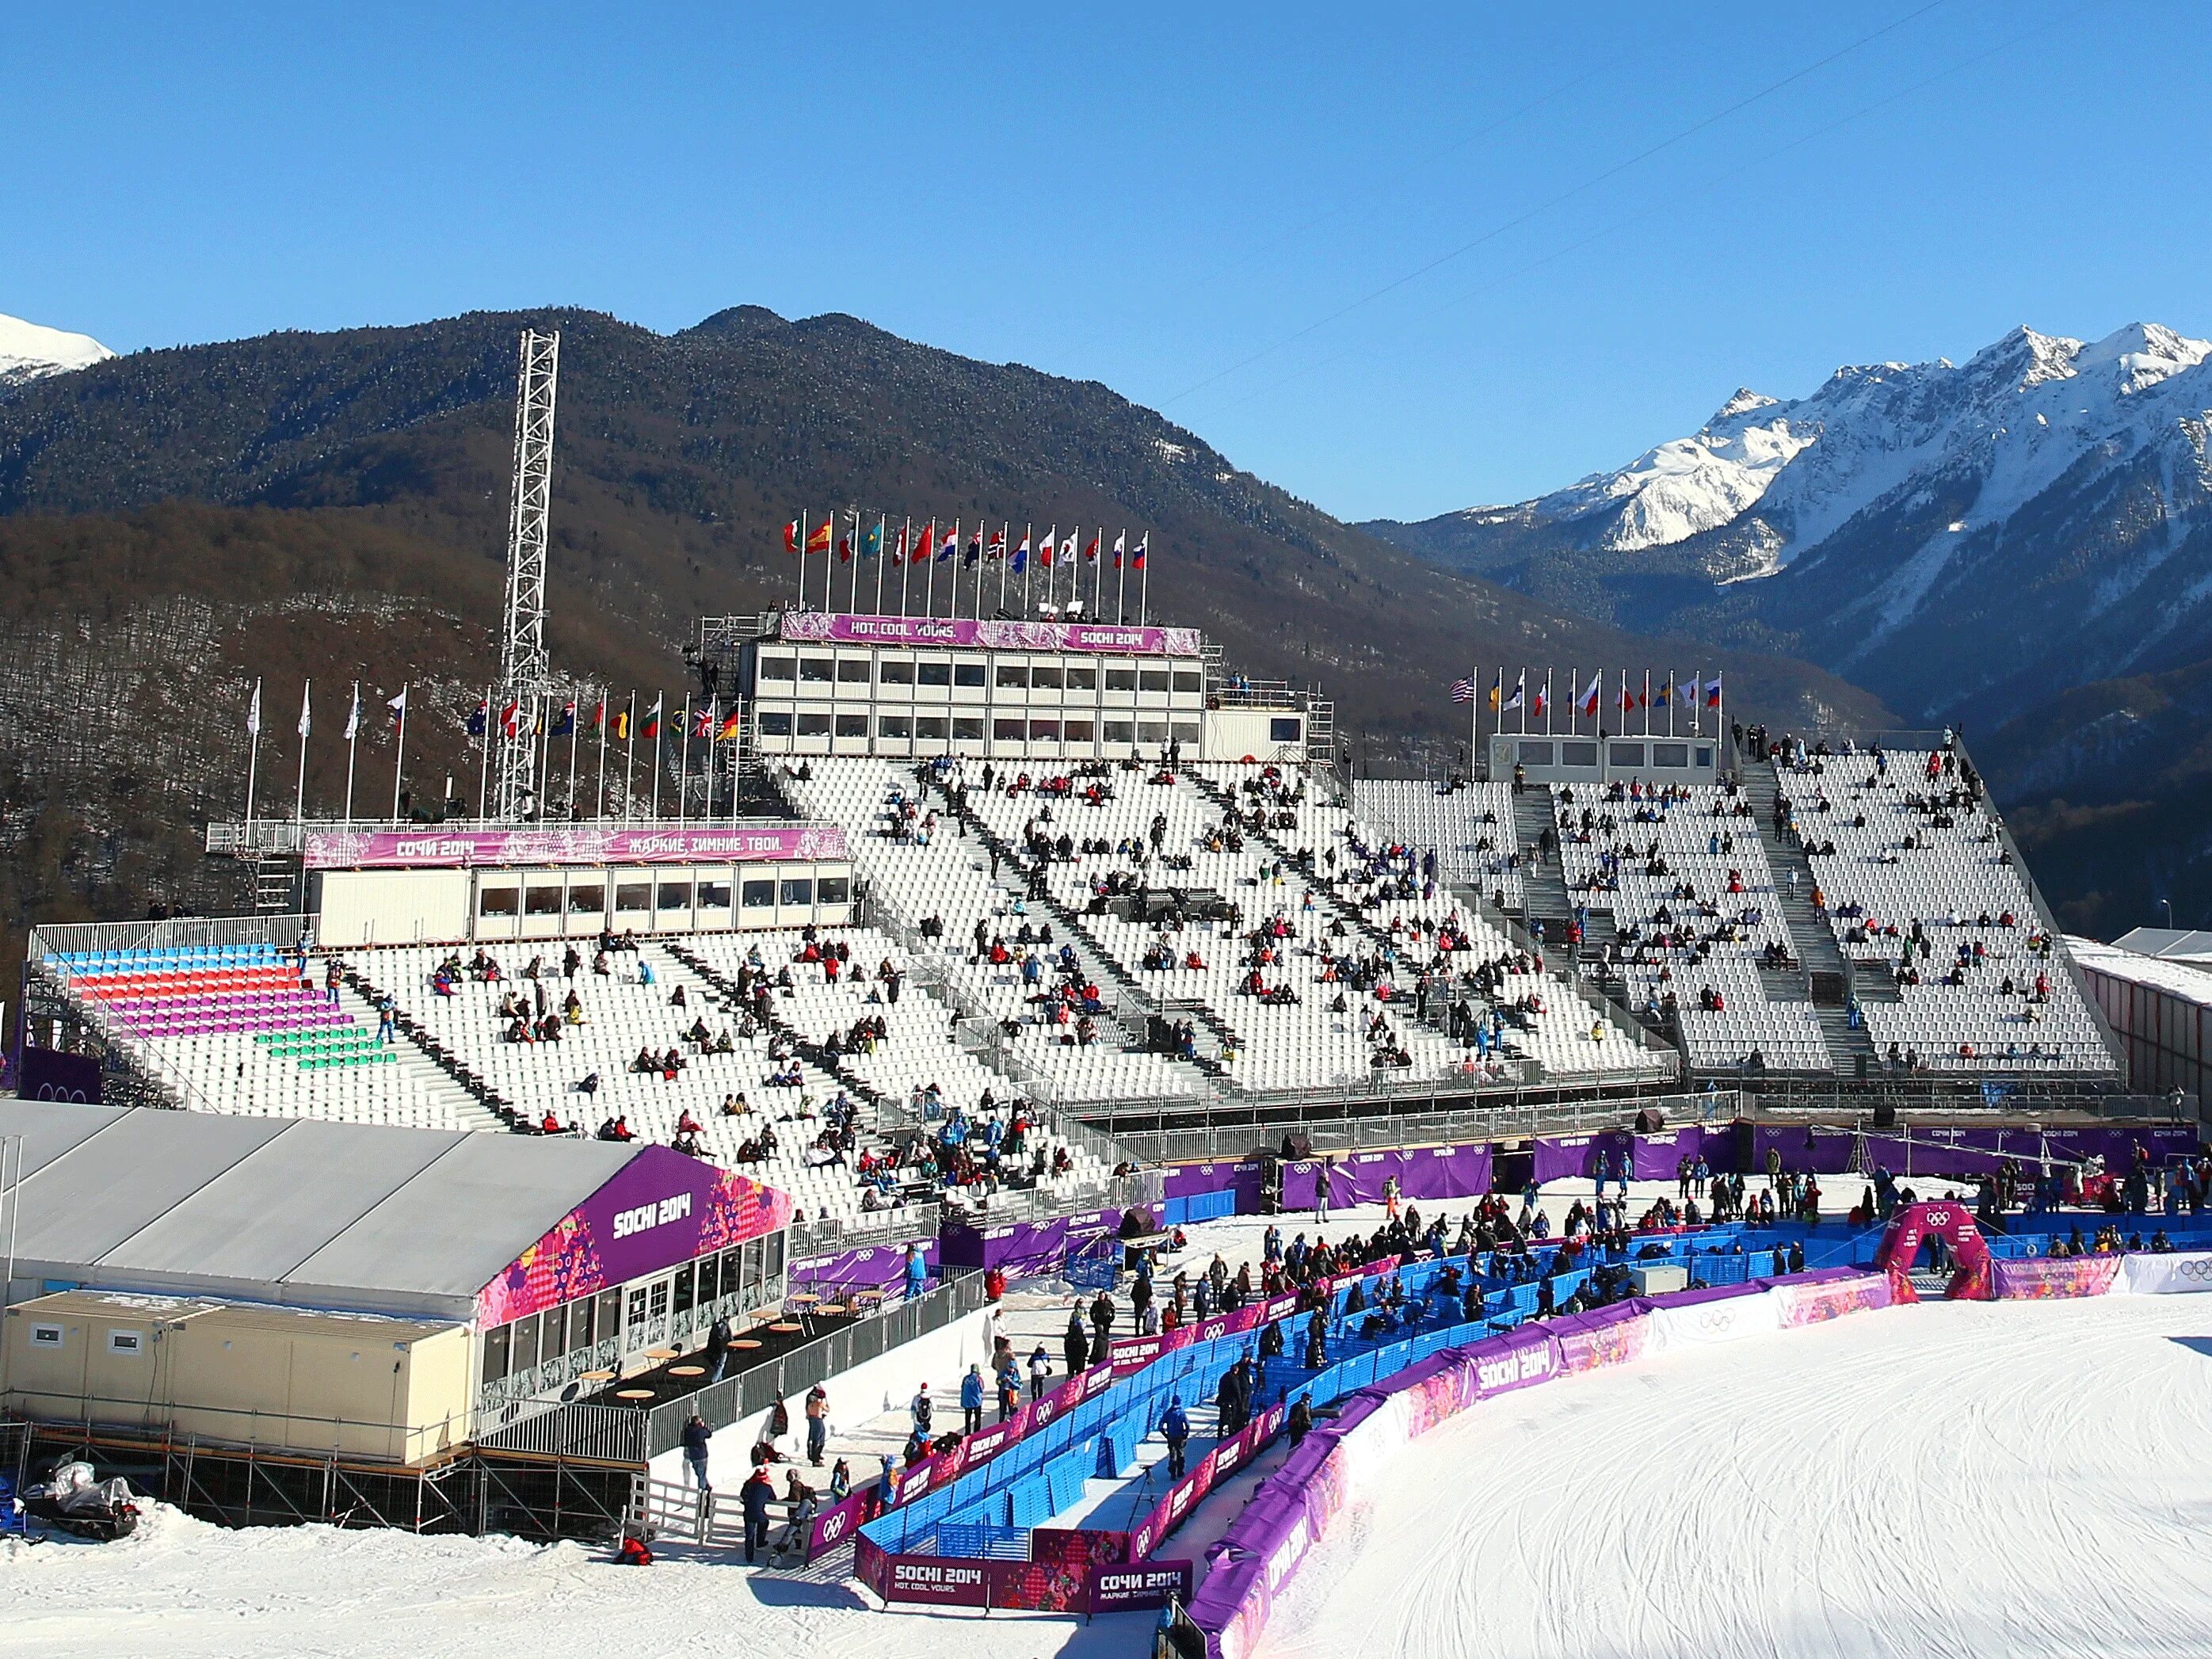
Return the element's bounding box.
[638,1270,990,1459]
[29,913,311,960]
[1096,1089,1745,1165]
[791,1204,941,1260]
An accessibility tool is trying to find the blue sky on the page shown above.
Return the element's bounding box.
[6,1,2206,521]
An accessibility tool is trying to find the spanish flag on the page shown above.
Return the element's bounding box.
[804,519,833,555]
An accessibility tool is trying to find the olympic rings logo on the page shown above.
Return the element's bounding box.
[1694,1310,1737,1333]
[1928,1208,1954,1226]
[2175,1258,2212,1281]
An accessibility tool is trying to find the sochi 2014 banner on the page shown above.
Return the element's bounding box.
[303,822,849,870]
[1990,1254,2124,1299]
[781,612,1203,657]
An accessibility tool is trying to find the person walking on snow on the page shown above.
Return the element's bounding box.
[1160,1395,1192,1479]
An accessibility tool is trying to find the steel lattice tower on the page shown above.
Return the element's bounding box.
[495,329,559,821]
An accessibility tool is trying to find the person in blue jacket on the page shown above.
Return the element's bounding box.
[959,1364,986,1435]
[1160,1395,1191,1479]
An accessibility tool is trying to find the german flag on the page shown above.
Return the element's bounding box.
[718,707,742,741]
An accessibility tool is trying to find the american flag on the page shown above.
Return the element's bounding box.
[1449,677,1478,704]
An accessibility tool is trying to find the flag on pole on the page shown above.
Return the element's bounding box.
[1059,529,1077,566]
[988,527,1006,559]
[343,685,362,739]
[612,706,631,741]
[296,683,312,737]
[1039,525,1057,568]
[1082,531,1100,564]
[1579,673,1602,719]
[246,682,262,735]
[916,521,936,564]
[837,530,853,563]
[499,696,522,738]
[1131,532,1148,570]
[1616,678,1638,715]
[387,688,407,730]
[1652,678,1670,708]
[641,696,664,741]
[804,520,833,555]
[692,704,713,740]
[1112,532,1127,568]
[862,521,883,560]
[965,525,982,566]
[1449,677,1478,704]
[1487,677,1502,712]
[1531,680,1547,719]
[783,520,800,555]
[936,519,958,562]
[717,706,742,741]
[467,697,488,737]
[1706,674,1723,708]
[592,696,607,730]
[1013,531,1030,574]
[1501,673,1525,712]
[553,700,577,738]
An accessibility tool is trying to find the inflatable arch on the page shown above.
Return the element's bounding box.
[1872,1201,1993,1301]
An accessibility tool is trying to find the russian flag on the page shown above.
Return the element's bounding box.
[1131,532,1147,570]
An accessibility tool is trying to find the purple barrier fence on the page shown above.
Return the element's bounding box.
[1990,1255,2124,1299]
[1284,1144,1494,1208]
[937,1207,1122,1276]
[1193,1271,1894,1659]
[788,1240,937,1291]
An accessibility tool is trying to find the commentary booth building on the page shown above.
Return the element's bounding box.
[0,1099,791,1463]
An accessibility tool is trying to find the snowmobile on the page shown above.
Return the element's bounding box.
[21,1462,142,1541]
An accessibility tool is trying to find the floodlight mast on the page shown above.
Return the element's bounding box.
[494,328,559,821]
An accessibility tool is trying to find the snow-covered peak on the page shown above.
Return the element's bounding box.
[0,311,114,387]
[2072,321,2212,394]
[1710,387,1778,424]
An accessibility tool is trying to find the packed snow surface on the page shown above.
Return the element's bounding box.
[3,1294,2206,1658]
[1264,1294,2212,1659]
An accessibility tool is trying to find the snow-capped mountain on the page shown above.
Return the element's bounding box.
[0,311,113,389]
[1368,322,2212,725]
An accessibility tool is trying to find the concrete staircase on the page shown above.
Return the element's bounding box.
[1745,759,1882,1077]
[1509,786,1571,940]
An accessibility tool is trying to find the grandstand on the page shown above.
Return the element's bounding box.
[8,571,2163,1566]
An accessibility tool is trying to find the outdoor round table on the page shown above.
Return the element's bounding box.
[578,1370,616,1383]
[768,1321,803,1334]
[668,1364,705,1379]
[616,1388,655,1402]
[816,1303,848,1317]
[786,1291,821,1306]
[644,1348,678,1362]
[731,1338,763,1351]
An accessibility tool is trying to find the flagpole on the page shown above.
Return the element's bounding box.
[244,678,261,839]
[1138,540,1150,625]
[1024,524,1034,615]
[566,697,581,819]
[842,510,857,615]
[899,517,913,618]
[1117,534,1129,624]
[1543,668,1553,738]
[1093,532,1104,618]
[797,511,808,614]
[624,692,638,825]
[594,696,608,820]
[343,681,360,826]
[477,690,494,819]
[390,684,408,823]
[294,681,311,822]
[677,692,692,826]
[650,695,665,820]
[873,513,887,617]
